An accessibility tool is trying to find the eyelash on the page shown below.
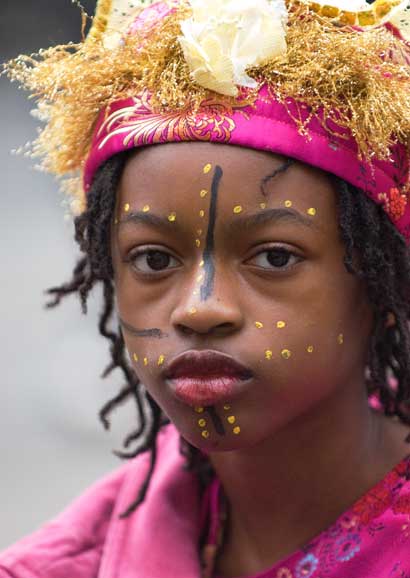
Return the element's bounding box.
[126,245,303,275]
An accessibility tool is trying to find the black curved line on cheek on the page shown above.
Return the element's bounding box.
[119,318,168,339]
[205,406,226,436]
[200,165,223,302]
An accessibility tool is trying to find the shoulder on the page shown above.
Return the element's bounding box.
[0,425,181,578]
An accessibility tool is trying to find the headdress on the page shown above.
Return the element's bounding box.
[5,0,410,239]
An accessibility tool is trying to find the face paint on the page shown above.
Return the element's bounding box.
[124,203,130,212]
[223,404,241,435]
[233,205,243,214]
[307,345,314,353]
[265,350,273,360]
[281,349,292,360]
[277,321,286,329]
[200,165,223,301]
[119,318,167,339]
[203,163,212,174]
[285,200,293,208]
[142,204,150,213]
[338,333,344,345]
[260,159,294,197]
[307,207,317,216]
[255,322,264,329]
[168,212,177,222]
[206,406,226,436]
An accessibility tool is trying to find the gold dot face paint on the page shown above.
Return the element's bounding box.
[307,207,317,216]
[233,205,243,214]
[338,333,344,345]
[200,189,208,198]
[281,349,292,360]
[203,163,212,174]
[265,350,273,360]
[255,321,264,329]
[277,321,286,329]
[157,355,165,366]
[124,203,130,212]
[195,407,205,414]
[133,353,139,363]
[142,204,150,213]
[285,200,293,208]
[307,345,314,353]
[168,212,177,222]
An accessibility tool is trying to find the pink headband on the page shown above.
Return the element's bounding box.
[82,2,410,240]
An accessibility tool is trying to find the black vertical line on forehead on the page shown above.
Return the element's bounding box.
[205,406,226,436]
[200,165,223,302]
[261,158,294,197]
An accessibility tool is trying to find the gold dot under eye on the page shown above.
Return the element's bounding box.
[265,350,273,360]
[133,353,139,363]
[189,307,197,315]
[200,189,208,198]
[168,212,177,222]
[223,404,231,411]
[142,205,150,213]
[277,321,286,329]
[255,321,264,329]
[143,357,149,366]
[195,239,201,248]
[281,349,292,360]
[203,163,212,174]
[124,203,130,212]
[227,416,236,424]
[198,419,207,427]
[157,355,165,366]
[233,426,241,435]
[307,207,317,216]
[285,200,293,208]
[202,430,210,439]
[195,407,205,413]
[260,202,267,209]
[307,345,314,353]
[233,205,243,214]
[338,333,344,345]
[199,210,205,218]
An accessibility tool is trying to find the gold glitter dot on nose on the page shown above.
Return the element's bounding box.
[307,207,317,216]
[198,418,207,427]
[200,189,208,198]
[233,205,243,214]
[124,203,130,212]
[285,200,293,208]
[203,163,212,174]
[168,212,177,222]
[193,289,199,296]
[189,307,197,315]
[199,260,204,267]
[281,349,292,360]
[307,345,314,353]
[277,321,286,329]
[260,202,267,209]
[338,333,344,345]
[195,239,201,248]
[142,205,150,213]
[143,357,149,366]
[255,321,264,329]
[223,404,231,411]
[197,229,203,236]
[233,426,241,435]
[227,416,236,424]
[195,406,204,413]
[265,350,273,360]
[157,355,165,366]
[133,353,139,363]
[199,210,205,218]
[202,430,210,439]
[197,274,204,283]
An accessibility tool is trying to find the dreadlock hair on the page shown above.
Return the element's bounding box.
[45,150,410,517]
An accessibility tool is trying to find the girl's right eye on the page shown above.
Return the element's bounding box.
[128,249,180,274]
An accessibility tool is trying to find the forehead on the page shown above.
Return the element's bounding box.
[117,142,338,228]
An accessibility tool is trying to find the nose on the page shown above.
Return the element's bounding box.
[170,265,244,337]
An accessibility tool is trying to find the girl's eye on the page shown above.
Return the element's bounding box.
[248,247,302,270]
[129,249,180,273]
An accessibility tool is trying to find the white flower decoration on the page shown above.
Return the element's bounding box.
[179,0,288,96]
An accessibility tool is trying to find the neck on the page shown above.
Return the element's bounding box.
[209,382,406,577]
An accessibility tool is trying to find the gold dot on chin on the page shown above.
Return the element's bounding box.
[168,212,177,222]
[202,430,210,439]
[265,350,273,360]
[195,406,205,413]
[124,203,130,212]
[233,426,241,435]
[277,321,286,329]
[281,349,292,360]
[285,200,293,208]
[198,419,207,427]
[338,334,344,345]
[255,321,264,329]
[307,207,317,216]
[307,345,314,353]
[223,404,231,411]
[227,415,236,424]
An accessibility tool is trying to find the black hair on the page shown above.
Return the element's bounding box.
[46,150,410,517]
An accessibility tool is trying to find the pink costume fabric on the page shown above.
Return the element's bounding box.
[83,2,410,241]
[2,424,410,578]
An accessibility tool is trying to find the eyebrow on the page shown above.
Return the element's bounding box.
[118,211,178,230]
[227,208,319,234]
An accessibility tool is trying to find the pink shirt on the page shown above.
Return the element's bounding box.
[1,424,410,578]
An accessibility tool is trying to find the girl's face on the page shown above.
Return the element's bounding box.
[111,142,373,451]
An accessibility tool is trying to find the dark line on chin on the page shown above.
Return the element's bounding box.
[201,165,223,301]
[206,406,226,436]
[119,318,167,339]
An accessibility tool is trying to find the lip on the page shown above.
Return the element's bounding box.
[163,350,254,406]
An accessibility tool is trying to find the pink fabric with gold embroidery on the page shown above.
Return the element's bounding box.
[83,2,410,241]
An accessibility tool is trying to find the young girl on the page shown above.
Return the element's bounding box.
[3,0,410,576]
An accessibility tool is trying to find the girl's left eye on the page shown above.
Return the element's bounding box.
[128,249,180,274]
[247,247,302,270]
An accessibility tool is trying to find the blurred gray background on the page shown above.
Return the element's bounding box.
[0,1,137,549]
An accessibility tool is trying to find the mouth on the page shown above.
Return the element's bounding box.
[163,349,254,406]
